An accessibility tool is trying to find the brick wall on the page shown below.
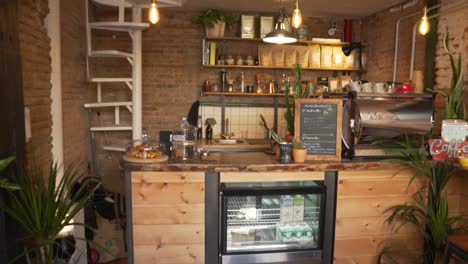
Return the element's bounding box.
[60,0,93,169]
[360,1,426,83]
[17,0,53,171]
[434,0,468,121]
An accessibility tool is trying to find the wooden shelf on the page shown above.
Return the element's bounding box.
[203,92,284,97]
[202,64,360,72]
[204,37,358,47]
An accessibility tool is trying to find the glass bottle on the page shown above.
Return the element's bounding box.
[206,124,213,140]
[240,72,245,93]
[197,115,203,140]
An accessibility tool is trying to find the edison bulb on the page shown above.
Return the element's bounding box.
[292,8,302,29]
[418,16,429,35]
[149,1,159,24]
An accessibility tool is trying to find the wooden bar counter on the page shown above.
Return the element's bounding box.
[121,152,468,264]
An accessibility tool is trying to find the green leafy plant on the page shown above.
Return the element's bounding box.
[292,138,305,149]
[284,64,313,135]
[438,31,465,119]
[379,135,468,263]
[192,9,239,28]
[0,156,20,191]
[2,162,101,263]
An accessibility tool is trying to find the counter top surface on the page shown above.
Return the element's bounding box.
[121,151,397,172]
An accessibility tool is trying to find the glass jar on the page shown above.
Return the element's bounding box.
[236,55,243,65]
[225,55,234,65]
[245,56,254,66]
[172,117,197,160]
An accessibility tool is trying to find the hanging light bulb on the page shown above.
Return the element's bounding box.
[263,0,297,44]
[148,0,160,24]
[291,0,302,29]
[418,6,430,35]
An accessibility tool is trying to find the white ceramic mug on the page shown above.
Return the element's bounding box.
[361,82,374,93]
[348,80,361,92]
[374,82,388,93]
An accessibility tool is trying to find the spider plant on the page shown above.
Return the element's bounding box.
[2,161,101,263]
[379,135,468,263]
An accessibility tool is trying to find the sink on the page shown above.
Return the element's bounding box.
[213,139,247,144]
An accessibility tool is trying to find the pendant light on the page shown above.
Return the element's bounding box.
[291,0,302,29]
[263,0,297,44]
[418,6,429,35]
[148,0,160,24]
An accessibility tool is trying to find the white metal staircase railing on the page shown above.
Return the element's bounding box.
[84,0,148,153]
[84,0,185,152]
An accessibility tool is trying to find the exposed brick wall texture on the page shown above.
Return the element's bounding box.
[17,0,53,171]
[434,0,468,122]
[60,0,93,169]
[360,1,426,83]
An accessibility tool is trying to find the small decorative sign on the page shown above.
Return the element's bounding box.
[428,139,468,161]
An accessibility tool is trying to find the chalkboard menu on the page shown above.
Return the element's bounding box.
[295,99,343,161]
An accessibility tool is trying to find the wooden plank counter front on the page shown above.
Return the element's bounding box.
[122,152,468,264]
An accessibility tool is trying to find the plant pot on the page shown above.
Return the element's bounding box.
[293,148,307,163]
[205,21,225,38]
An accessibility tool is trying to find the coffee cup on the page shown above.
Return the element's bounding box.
[361,82,374,93]
[374,82,388,93]
[348,80,361,92]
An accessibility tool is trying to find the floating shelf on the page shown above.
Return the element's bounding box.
[203,92,284,97]
[202,64,361,72]
[204,37,365,47]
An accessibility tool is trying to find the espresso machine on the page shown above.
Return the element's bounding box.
[341,92,434,158]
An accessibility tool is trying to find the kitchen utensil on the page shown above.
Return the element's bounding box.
[348,80,361,92]
[374,83,388,93]
[361,82,374,93]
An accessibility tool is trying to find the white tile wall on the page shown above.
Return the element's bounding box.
[200,105,286,139]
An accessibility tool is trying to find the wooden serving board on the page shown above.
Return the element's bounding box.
[122,154,168,163]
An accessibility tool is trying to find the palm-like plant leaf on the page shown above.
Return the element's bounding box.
[2,162,101,263]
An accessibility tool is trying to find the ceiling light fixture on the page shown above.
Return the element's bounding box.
[418,6,429,35]
[148,0,160,24]
[291,0,302,29]
[263,0,297,44]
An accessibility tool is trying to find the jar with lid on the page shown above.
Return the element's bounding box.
[225,55,234,65]
[245,56,254,66]
[172,117,197,160]
[236,55,243,65]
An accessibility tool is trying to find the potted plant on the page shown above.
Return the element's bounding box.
[284,64,313,141]
[292,138,307,163]
[378,136,468,263]
[192,9,239,38]
[1,158,101,263]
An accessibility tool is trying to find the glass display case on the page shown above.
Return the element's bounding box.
[220,181,325,263]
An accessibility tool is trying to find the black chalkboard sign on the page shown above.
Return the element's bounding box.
[295,99,343,161]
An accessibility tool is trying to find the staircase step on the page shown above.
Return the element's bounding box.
[89,78,132,83]
[89,50,133,58]
[90,126,132,132]
[103,146,126,152]
[92,0,184,8]
[84,102,132,108]
[90,22,149,32]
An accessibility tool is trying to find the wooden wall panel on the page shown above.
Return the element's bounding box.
[132,172,205,264]
[134,245,203,264]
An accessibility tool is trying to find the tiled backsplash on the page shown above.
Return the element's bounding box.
[200,104,288,139]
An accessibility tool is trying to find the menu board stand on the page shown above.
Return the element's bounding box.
[295,99,343,161]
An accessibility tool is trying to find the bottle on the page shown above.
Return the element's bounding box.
[206,124,213,140]
[255,74,263,93]
[240,72,245,93]
[197,116,202,139]
[280,73,287,93]
[220,69,227,92]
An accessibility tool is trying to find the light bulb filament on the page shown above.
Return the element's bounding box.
[149,0,160,24]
